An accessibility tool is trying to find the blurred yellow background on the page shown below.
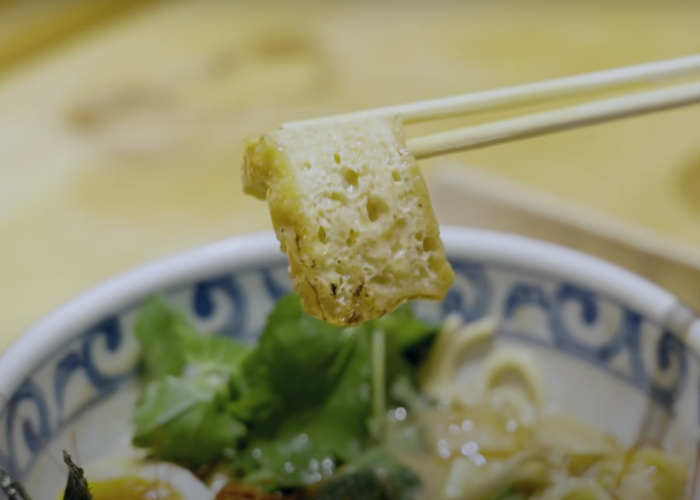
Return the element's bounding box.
[2,0,700,351]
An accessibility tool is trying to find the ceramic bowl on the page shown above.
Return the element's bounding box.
[1,227,699,499]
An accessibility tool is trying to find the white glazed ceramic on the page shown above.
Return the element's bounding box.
[1,227,699,499]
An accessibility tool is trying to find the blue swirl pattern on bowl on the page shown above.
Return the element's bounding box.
[0,256,695,481]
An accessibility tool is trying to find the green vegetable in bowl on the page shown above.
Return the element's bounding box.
[130,294,438,492]
[132,297,252,466]
[316,449,422,500]
[122,292,693,500]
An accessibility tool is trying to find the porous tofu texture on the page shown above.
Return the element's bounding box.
[242,117,454,326]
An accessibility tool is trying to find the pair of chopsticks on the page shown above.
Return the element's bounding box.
[282,54,700,159]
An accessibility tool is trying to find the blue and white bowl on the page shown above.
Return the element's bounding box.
[1,227,699,499]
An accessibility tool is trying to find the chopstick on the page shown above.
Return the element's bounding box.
[407,80,700,159]
[282,54,700,128]
[280,54,700,160]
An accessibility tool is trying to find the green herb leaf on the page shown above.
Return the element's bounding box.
[238,325,410,489]
[238,323,373,488]
[134,297,195,378]
[135,297,254,380]
[377,304,438,374]
[316,448,422,500]
[133,375,245,466]
[489,485,527,500]
[132,299,254,466]
[254,294,360,414]
[239,424,341,489]
[375,304,436,350]
[310,324,375,449]
[236,324,373,488]
[131,294,437,489]
[238,297,438,490]
[184,333,254,377]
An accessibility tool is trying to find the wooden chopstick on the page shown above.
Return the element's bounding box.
[282,54,700,128]
[407,80,700,159]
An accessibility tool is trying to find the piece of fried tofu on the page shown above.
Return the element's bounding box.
[242,116,454,326]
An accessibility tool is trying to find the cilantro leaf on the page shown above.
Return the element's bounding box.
[377,304,439,373]
[135,296,255,378]
[375,304,436,350]
[134,296,195,378]
[309,324,374,451]
[254,294,360,413]
[133,375,245,466]
[316,448,422,500]
[238,423,341,489]
[184,333,253,376]
[241,336,374,489]
[237,296,437,490]
[131,293,438,489]
[132,299,253,466]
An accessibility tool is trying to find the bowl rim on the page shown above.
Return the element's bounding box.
[0,226,694,397]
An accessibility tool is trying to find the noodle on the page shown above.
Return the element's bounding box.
[390,315,689,500]
[420,315,498,402]
[443,451,546,500]
[472,349,547,407]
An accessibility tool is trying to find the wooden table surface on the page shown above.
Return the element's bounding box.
[2,0,700,352]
